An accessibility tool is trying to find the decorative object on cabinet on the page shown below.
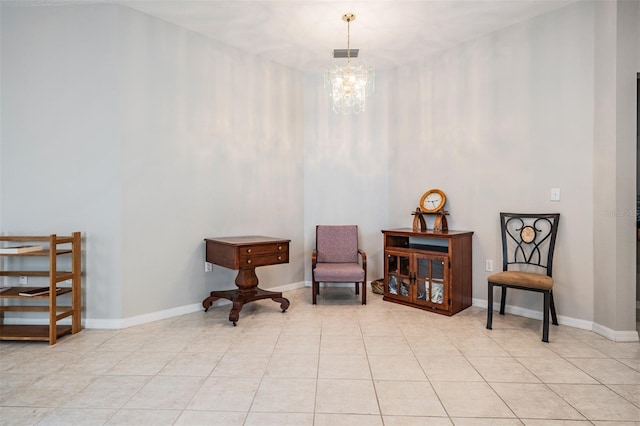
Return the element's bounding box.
[415,189,449,231]
[419,189,446,213]
[411,208,427,232]
[486,213,560,342]
[312,225,367,305]
[382,228,472,316]
[202,236,290,326]
[0,232,82,344]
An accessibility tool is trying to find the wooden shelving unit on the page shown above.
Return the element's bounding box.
[0,232,82,344]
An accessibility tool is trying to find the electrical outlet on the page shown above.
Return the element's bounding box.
[550,187,560,201]
[485,260,493,272]
[19,276,28,284]
[205,262,213,272]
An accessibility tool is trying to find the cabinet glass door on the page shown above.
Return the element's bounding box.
[385,252,411,301]
[415,255,448,308]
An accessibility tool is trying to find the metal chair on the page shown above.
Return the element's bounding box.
[486,213,560,342]
[312,225,367,305]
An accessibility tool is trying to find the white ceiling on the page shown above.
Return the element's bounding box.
[14,0,581,72]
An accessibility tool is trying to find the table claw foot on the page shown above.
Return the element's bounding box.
[228,302,242,325]
[202,295,220,312]
[275,297,290,312]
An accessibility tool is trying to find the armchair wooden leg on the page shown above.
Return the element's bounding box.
[355,282,359,295]
[362,282,366,305]
[487,282,494,329]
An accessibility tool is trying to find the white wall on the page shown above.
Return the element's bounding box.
[1,4,305,324]
[117,7,304,319]
[302,73,389,282]
[388,2,596,321]
[1,1,637,337]
[1,4,123,320]
[593,0,639,336]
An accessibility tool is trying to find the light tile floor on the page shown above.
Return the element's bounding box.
[1,287,639,426]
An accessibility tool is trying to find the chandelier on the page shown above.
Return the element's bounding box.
[325,13,374,114]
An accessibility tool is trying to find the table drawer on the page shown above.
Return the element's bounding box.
[239,243,287,256]
[240,252,289,267]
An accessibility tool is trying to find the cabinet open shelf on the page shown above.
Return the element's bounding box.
[0,232,82,344]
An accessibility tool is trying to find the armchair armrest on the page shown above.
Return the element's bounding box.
[358,249,367,268]
[312,249,317,268]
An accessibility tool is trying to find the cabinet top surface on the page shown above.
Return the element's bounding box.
[382,228,473,237]
[205,236,290,246]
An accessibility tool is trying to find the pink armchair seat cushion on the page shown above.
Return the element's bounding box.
[313,263,365,282]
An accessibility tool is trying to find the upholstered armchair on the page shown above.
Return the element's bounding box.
[311,225,367,305]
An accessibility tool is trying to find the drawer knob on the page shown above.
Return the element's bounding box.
[247,248,252,253]
[278,246,282,250]
[278,256,282,260]
[247,259,252,264]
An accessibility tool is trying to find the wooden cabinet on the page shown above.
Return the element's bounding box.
[382,228,473,316]
[0,232,82,344]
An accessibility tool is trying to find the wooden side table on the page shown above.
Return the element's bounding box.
[202,236,291,325]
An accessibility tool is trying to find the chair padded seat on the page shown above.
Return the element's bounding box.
[488,271,553,290]
[314,263,365,282]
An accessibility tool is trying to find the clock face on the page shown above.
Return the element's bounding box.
[420,189,446,213]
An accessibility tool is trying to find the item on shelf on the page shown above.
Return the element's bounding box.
[18,287,63,297]
[431,283,444,304]
[0,245,43,254]
[400,282,410,297]
[388,276,398,294]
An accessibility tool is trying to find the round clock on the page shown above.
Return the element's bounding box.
[420,189,446,213]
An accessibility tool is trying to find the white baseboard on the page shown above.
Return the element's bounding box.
[2,281,308,330]
[473,298,639,341]
[9,282,636,341]
[592,322,640,342]
[85,281,308,329]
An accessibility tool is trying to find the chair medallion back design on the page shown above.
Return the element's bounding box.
[486,213,560,342]
[312,225,367,304]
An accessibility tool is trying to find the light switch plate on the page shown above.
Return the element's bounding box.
[550,188,560,201]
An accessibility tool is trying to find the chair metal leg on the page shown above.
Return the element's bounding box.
[487,282,494,329]
[499,286,507,315]
[542,290,550,342]
[550,290,558,325]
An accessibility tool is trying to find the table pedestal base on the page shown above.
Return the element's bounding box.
[202,288,290,326]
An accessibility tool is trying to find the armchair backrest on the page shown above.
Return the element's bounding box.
[316,225,359,263]
[500,213,560,277]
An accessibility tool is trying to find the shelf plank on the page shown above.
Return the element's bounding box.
[0,287,72,298]
[0,249,72,257]
[0,324,73,341]
[0,271,73,278]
